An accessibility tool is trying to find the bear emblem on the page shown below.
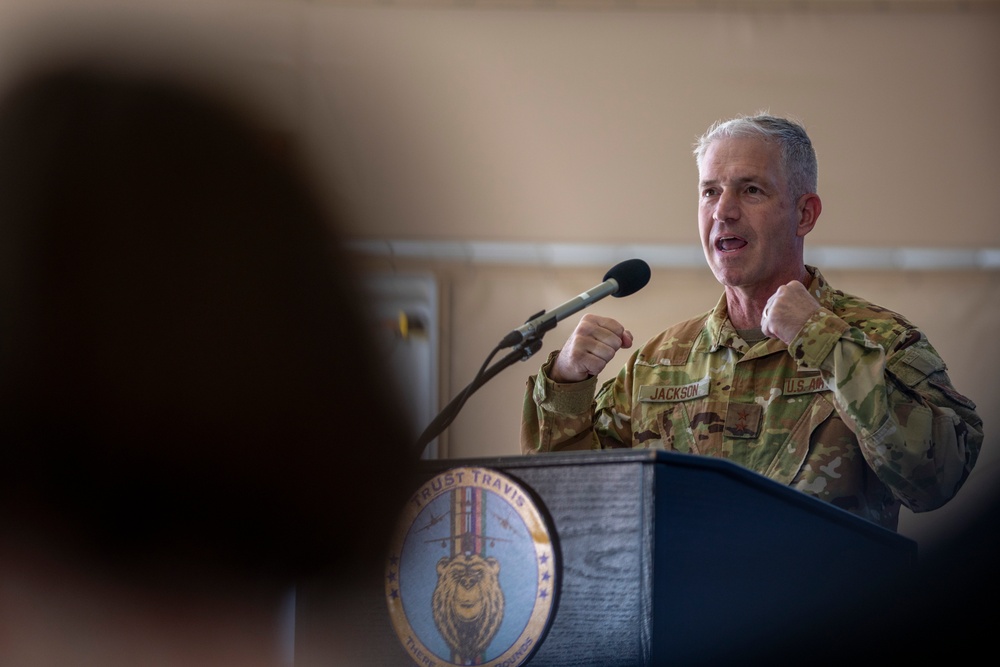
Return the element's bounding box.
[432,553,505,662]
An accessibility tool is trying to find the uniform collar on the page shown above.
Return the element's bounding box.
[706,265,830,353]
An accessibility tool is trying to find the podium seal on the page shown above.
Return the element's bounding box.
[386,467,557,667]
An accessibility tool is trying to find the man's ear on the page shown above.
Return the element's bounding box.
[796,193,822,237]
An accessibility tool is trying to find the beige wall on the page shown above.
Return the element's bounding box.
[291,2,1000,251]
[2,0,996,550]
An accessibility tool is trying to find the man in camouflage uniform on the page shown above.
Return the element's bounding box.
[521,114,983,530]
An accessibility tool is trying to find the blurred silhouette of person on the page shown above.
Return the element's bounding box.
[0,50,416,667]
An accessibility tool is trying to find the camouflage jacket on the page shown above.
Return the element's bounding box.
[521,267,983,530]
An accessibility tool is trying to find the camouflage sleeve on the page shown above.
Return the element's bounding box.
[520,350,633,453]
[790,308,984,513]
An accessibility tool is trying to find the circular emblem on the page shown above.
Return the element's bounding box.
[385,467,557,667]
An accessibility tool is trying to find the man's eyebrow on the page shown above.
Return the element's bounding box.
[699,175,761,188]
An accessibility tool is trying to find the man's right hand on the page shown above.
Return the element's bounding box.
[549,314,633,383]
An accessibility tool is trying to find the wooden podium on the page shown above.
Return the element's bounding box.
[295,450,917,666]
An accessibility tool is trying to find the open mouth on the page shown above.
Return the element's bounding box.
[715,235,748,252]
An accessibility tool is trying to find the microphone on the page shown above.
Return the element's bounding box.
[500,258,651,348]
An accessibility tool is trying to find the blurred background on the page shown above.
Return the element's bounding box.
[1,0,996,554]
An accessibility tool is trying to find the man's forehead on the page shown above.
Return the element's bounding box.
[698,136,782,182]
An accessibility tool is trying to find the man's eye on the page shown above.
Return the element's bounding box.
[746,186,761,194]
[701,188,716,197]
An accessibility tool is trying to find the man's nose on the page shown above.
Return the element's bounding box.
[714,189,740,223]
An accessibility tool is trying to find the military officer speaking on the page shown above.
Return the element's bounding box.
[521,114,983,531]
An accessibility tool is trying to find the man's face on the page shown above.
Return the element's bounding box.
[697,135,807,294]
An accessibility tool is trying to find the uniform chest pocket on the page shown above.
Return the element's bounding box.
[761,391,838,484]
[633,379,713,451]
[650,391,839,482]
[655,399,729,457]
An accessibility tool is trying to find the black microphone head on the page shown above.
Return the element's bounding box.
[604,258,651,297]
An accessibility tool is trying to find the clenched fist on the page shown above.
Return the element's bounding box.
[760,281,822,344]
[549,314,633,383]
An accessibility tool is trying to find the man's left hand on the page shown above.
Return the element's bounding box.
[761,281,821,344]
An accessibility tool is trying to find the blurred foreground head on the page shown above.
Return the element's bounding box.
[0,61,415,592]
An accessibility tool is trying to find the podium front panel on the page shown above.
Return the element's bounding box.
[294,450,916,667]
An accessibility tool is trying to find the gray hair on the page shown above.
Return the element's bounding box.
[693,113,818,199]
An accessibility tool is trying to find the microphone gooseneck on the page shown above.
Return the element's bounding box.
[414,258,651,457]
[500,258,651,348]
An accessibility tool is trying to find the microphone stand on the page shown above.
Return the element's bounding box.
[413,334,544,458]
[412,259,650,458]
